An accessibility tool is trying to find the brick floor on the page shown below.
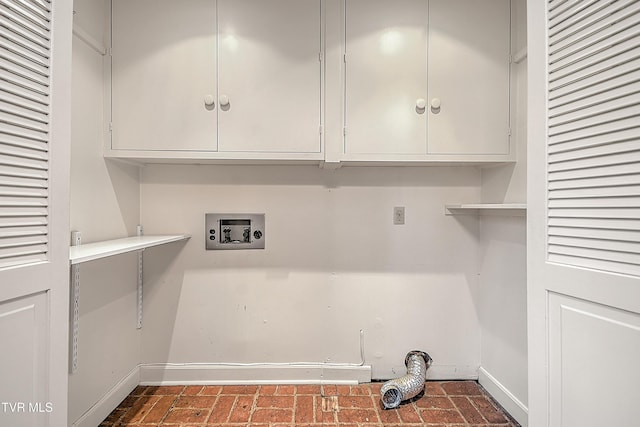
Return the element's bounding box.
[100,381,520,426]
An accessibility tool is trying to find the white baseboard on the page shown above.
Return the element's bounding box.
[71,366,139,427]
[424,364,479,381]
[478,367,528,427]
[139,363,372,385]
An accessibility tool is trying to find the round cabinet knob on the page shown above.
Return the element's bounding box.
[219,95,230,107]
[253,230,263,240]
[204,95,215,107]
[416,98,427,109]
[431,98,442,109]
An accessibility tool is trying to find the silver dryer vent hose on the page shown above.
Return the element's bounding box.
[380,350,432,409]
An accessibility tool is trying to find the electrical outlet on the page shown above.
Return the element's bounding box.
[393,206,405,225]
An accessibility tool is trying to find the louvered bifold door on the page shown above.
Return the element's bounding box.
[547,0,640,277]
[0,0,51,269]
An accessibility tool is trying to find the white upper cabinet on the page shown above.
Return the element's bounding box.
[108,0,513,164]
[109,0,322,159]
[111,0,217,151]
[217,0,322,154]
[427,0,511,155]
[342,0,512,161]
[344,0,429,155]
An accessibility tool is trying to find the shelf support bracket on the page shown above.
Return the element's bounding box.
[137,225,144,329]
[70,230,82,374]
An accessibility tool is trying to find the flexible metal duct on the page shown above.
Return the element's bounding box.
[380,350,432,409]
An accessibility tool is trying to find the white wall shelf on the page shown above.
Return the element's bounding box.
[69,235,190,265]
[68,232,189,373]
[445,204,527,216]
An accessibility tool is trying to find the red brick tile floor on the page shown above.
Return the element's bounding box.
[100,381,520,427]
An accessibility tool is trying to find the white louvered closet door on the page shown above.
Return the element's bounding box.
[529,1,640,426]
[0,0,72,426]
[547,0,640,276]
[1,0,51,269]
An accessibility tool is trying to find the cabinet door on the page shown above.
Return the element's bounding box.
[111,0,216,151]
[344,0,428,155]
[427,0,511,155]
[217,0,321,153]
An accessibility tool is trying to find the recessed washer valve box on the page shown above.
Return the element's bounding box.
[205,213,265,250]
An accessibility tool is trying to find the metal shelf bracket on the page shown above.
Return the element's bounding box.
[136,225,143,329]
[70,230,82,374]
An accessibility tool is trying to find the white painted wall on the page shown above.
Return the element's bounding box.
[477,215,527,421]
[477,1,528,424]
[69,0,141,424]
[139,165,483,380]
[70,0,140,242]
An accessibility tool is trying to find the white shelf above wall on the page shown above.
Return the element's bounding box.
[445,203,527,216]
[69,235,191,264]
